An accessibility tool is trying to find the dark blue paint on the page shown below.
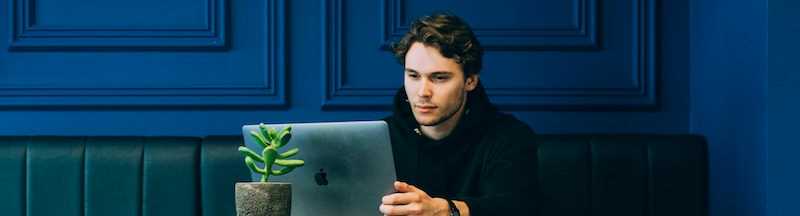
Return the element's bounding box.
[0,0,690,133]
[33,0,206,27]
[10,0,227,49]
[0,0,748,212]
[767,0,800,216]
[390,0,598,49]
[331,0,655,109]
[3,0,280,106]
[690,0,767,216]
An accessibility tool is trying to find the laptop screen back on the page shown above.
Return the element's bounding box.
[242,121,396,216]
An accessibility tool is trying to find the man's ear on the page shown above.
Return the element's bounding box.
[465,74,479,91]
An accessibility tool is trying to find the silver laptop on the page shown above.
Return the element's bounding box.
[242,121,397,216]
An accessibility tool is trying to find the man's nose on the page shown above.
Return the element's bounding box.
[416,80,432,98]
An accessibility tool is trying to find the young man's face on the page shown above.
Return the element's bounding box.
[404,42,478,127]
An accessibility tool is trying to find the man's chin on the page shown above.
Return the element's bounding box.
[417,122,437,127]
[415,117,443,127]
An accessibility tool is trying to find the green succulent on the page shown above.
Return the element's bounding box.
[239,124,305,182]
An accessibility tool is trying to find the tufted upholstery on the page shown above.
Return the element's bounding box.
[536,135,707,216]
[0,135,706,216]
[0,136,250,216]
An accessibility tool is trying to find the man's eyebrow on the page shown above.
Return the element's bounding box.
[404,69,454,76]
[430,71,453,76]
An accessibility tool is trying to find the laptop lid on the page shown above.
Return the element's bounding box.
[242,121,396,216]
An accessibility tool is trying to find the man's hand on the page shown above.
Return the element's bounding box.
[379,181,450,216]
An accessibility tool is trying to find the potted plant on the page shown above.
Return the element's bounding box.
[236,124,304,216]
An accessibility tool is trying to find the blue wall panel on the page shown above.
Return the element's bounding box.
[767,0,800,216]
[1,0,284,107]
[10,0,227,49]
[383,0,598,49]
[3,1,782,215]
[324,0,657,110]
[690,0,767,216]
[0,0,689,134]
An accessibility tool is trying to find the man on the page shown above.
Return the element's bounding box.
[380,13,538,216]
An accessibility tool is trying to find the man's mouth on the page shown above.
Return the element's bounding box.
[414,104,437,113]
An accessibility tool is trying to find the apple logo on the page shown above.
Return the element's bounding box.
[314,168,328,186]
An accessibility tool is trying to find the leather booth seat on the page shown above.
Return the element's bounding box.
[0,135,706,216]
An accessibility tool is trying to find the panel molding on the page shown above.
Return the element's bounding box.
[323,0,657,110]
[8,0,228,50]
[0,0,286,108]
[380,0,599,50]
[322,0,398,109]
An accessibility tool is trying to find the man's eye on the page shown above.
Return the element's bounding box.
[407,74,420,79]
[433,76,450,81]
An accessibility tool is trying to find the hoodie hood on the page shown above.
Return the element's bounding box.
[389,83,498,147]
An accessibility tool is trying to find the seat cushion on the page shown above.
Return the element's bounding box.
[0,136,250,216]
[0,134,706,216]
[537,135,707,216]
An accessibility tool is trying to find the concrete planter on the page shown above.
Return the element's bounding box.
[235,182,292,216]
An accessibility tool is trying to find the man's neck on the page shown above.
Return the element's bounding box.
[420,104,466,141]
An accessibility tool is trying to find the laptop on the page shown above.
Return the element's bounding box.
[242,121,397,216]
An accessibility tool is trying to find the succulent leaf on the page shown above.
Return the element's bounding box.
[270,166,297,176]
[275,159,305,167]
[249,131,269,147]
[238,146,264,162]
[278,126,291,138]
[278,148,299,159]
[244,157,265,174]
[258,124,274,146]
[267,127,278,141]
[278,133,291,148]
[241,124,302,182]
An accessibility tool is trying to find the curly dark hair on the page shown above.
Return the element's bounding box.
[392,13,484,76]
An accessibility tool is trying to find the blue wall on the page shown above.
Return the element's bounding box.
[0,0,690,135]
[767,0,800,215]
[690,0,767,216]
[2,1,787,216]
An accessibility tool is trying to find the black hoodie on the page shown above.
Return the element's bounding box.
[382,84,538,215]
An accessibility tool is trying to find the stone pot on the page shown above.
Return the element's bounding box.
[235,182,292,216]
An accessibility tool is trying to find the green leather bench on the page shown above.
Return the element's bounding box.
[0,135,706,216]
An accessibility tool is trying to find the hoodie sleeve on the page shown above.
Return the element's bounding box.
[454,122,538,216]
